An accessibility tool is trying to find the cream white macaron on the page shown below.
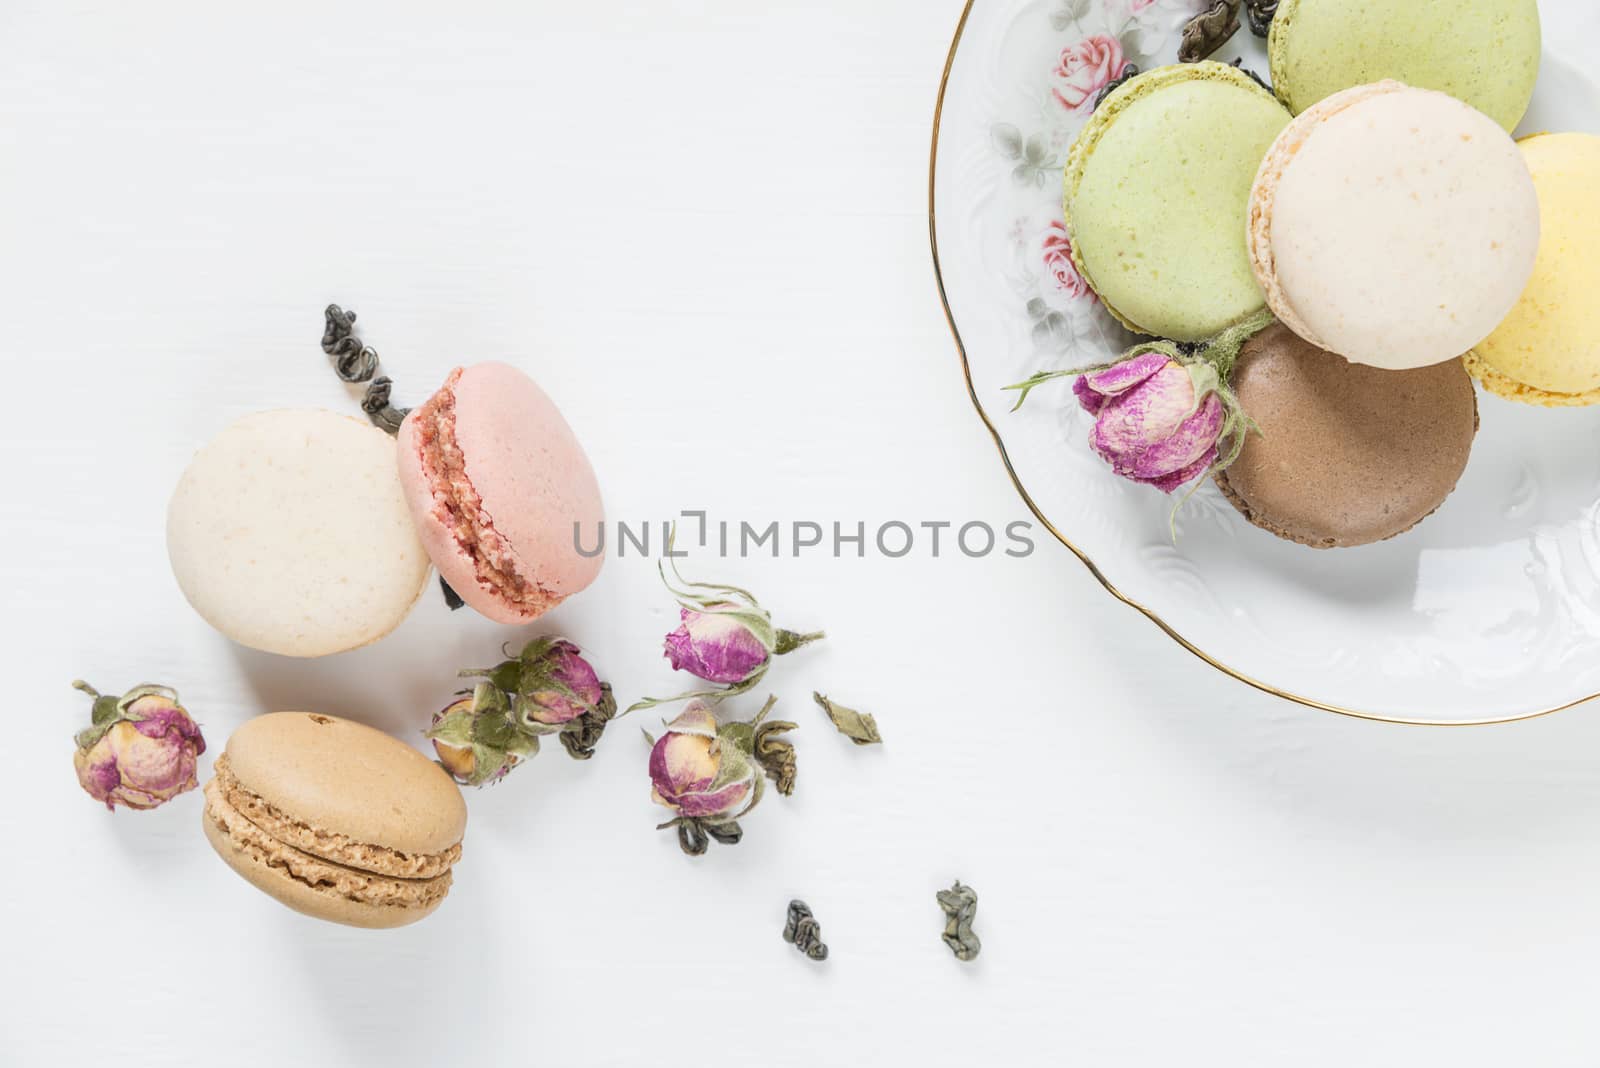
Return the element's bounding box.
[167,409,430,657]
[1248,82,1539,370]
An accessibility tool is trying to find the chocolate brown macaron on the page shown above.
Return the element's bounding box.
[1215,322,1478,548]
[202,712,467,929]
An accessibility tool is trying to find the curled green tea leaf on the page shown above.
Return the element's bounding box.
[321,304,410,436]
[1245,0,1277,36]
[937,881,982,963]
[783,900,829,962]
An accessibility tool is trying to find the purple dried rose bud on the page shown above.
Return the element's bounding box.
[71,681,205,811]
[646,695,797,856]
[664,605,776,684]
[630,539,824,714]
[462,637,610,731]
[1072,350,1226,493]
[505,638,605,726]
[1004,315,1271,502]
[432,639,617,783]
[649,701,757,822]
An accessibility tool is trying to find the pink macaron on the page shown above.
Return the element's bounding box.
[397,362,604,624]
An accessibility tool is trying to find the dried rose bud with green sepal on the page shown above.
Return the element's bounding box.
[71,681,205,811]
[427,638,617,786]
[1005,310,1274,530]
[646,696,797,856]
[461,637,614,739]
[630,530,823,714]
[426,683,540,787]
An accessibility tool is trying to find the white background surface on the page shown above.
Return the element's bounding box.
[5,2,1600,1065]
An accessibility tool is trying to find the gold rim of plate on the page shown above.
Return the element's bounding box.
[927,0,1592,727]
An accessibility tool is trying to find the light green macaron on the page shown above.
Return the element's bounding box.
[1064,63,1290,343]
[1268,0,1541,132]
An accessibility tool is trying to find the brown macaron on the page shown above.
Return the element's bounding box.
[1215,322,1478,549]
[201,712,467,929]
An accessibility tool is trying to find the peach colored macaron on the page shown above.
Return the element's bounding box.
[397,362,604,624]
[201,712,467,929]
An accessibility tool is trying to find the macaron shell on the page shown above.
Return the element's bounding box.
[1269,0,1540,132]
[166,409,430,657]
[1216,323,1479,548]
[451,362,604,597]
[225,712,466,859]
[1064,63,1289,342]
[1466,133,1600,404]
[397,362,604,624]
[202,794,446,929]
[1250,83,1539,370]
[1247,82,1398,353]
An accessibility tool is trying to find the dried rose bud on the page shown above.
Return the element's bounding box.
[664,606,776,685]
[462,637,610,732]
[427,695,512,787]
[1071,350,1229,492]
[522,639,605,725]
[425,683,539,788]
[71,681,205,811]
[1005,314,1271,506]
[450,637,617,766]
[648,702,757,822]
[646,696,796,856]
[631,542,823,713]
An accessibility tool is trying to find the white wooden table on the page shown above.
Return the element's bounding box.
[5,2,1600,1064]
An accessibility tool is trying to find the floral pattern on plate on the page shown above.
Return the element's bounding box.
[934,0,1600,722]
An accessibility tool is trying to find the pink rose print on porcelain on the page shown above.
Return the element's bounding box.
[1051,34,1125,113]
[1041,221,1092,301]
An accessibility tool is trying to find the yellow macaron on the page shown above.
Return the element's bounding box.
[1466,133,1600,406]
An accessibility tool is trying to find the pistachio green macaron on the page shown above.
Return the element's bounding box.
[1268,0,1541,132]
[1064,63,1291,343]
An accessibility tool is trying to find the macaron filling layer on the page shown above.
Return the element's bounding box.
[213,755,460,880]
[406,369,557,617]
[203,778,452,911]
[1463,355,1600,409]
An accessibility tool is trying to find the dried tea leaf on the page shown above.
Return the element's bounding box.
[1179,0,1242,64]
[812,692,882,746]
[783,900,829,962]
[1245,0,1277,36]
[753,720,798,795]
[1092,63,1140,112]
[937,881,981,963]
